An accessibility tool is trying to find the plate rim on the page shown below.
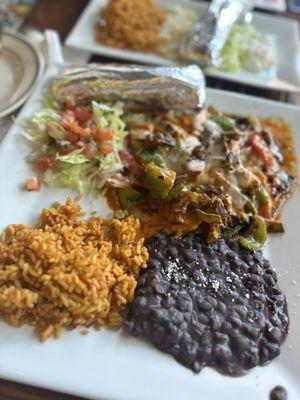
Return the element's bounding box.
[254,0,287,12]
[0,30,44,119]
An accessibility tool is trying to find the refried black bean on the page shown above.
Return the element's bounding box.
[270,386,288,400]
[124,232,289,376]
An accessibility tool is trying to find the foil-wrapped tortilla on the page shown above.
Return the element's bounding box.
[51,64,206,110]
[181,0,253,68]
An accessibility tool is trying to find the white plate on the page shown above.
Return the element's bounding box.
[65,0,300,92]
[0,64,299,400]
[254,0,287,12]
[0,30,43,118]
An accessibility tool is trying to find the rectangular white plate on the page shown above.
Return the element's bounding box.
[65,0,300,92]
[254,0,287,12]
[0,64,299,400]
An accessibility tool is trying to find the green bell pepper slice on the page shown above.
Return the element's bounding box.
[239,215,267,251]
[211,115,235,131]
[255,186,270,204]
[144,162,176,199]
[196,209,223,224]
[138,149,165,167]
[118,186,143,209]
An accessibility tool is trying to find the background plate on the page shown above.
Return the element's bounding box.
[0,30,43,118]
[0,65,299,400]
[65,0,300,92]
[254,0,287,12]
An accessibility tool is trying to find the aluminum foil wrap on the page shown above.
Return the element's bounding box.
[181,0,253,68]
[51,64,206,110]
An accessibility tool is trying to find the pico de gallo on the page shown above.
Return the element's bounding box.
[23,97,126,193]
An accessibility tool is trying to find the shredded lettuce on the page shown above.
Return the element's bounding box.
[44,153,123,193]
[42,93,59,110]
[218,24,256,72]
[97,152,122,175]
[56,149,89,164]
[23,99,127,194]
[43,163,96,193]
[90,153,123,189]
[92,101,126,151]
[23,109,66,147]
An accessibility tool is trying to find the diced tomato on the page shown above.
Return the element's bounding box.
[62,118,91,137]
[60,119,69,130]
[60,118,72,131]
[100,128,113,141]
[92,127,113,143]
[250,132,278,177]
[100,143,113,154]
[25,176,41,191]
[66,131,79,143]
[36,155,57,172]
[92,127,101,143]
[80,127,92,137]
[75,106,93,123]
[60,111,76,129]
[71,124,84,135]
[69,124,83,135]
[84,141,98,158]
[59,144,78,155]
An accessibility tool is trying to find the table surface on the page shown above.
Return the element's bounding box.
[0,0,299,399]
